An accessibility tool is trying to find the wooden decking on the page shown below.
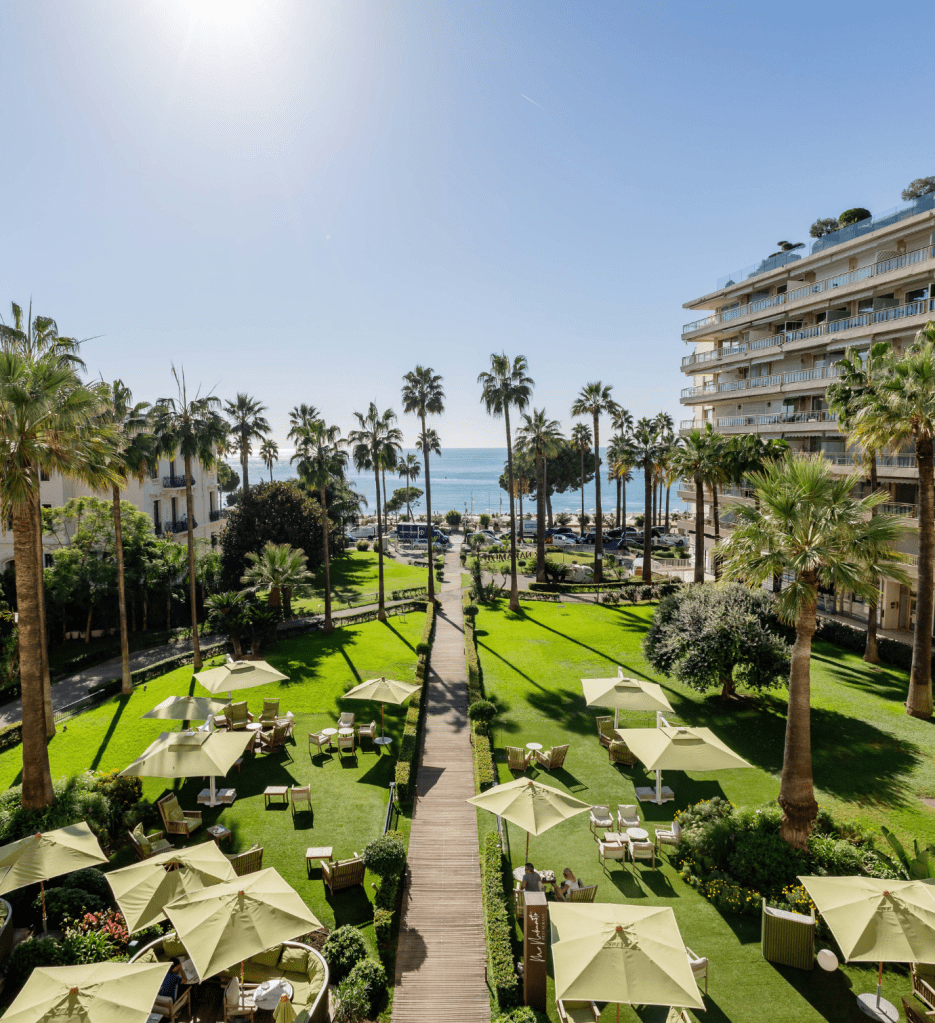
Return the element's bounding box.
[392,546,491,1023]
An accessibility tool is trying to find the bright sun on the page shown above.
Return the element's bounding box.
[188,0,258,32]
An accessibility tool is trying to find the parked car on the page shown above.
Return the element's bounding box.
[552,533,579,548]
[565,563,594,583]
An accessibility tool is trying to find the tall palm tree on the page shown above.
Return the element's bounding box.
[379,441,400,533]
[241,541,312,619]
[718,454,907,847]
[826,342,891,664]
[401,366,445,605]
[571,383,619,582]
[631,417,662,583]
[224,393,269,500]
[349,403,401,621]
[288,404,319,437]
[516,409,563,582]
[478,354,534,612]
[607,432,636,529]
[151,368,228,669]
[571,422,592,537]
[397,452,422,521]
[854,327,935,718]
[673,427,717,583]
[0,350,117,808]
[260,438,279,482]
[291,419,347,631]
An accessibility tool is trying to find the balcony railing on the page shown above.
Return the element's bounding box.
[685,241,935,333]
[163,475,195,488]
[159,519,197,534]
[880,502,918,518]
[209,508,230,522]
[680,410,838,429]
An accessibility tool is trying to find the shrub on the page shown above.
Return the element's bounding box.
[332,973,370,1023]
[374,874,398,911]
[479,514,491,529]
[473,733,496,790]
[362,833,407,879]
[322,925,368,982]
[838,207,871,227]
[464,604,479,620]
[346,957,387,1016]
[468,699,497,732]
[34,887,105,930]
[356,540,370,552]
[60,927,117,965]
[481,832,518,1007]
[373,907,393,945]
[396,605,433,799]
[91,770,142,810]
[810,216,840,238]
[0,774,113,847]
[415,642,430,658]
[445,510,462,527]
[3,936,65,991]
[495,1009,551,1023]
[54,867,113,905]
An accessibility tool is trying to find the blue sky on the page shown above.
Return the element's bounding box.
[2,0,932,447]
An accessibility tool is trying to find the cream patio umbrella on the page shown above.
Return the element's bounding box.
[342,676,421,746]
[467,777,592,859]
[120,728,252,807]
[550,903,704,1022]
[106,841,237,933]
[2,962,169,1023]
[194,659,288,702]
[798,875,935,1021]
[581,666,673,727]
[142,695,229,727]
[614,725,753,804]
[0,822,107,932]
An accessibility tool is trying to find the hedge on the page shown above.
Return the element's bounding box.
[481,831,519,1008]
[464,594,496,790]
[473,733,496,790]
[395,604,435,801]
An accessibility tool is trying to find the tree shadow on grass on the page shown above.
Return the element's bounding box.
[358,755,396,789]
[382,620,415,652]
[327,885,373,929]
[811,646,915,705]
[764,958,870,1023]
[89,693,131,771]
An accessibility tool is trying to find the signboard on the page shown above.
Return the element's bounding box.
[523,892,548,1010]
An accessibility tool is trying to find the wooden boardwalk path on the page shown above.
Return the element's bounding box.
[392,544,491,1023]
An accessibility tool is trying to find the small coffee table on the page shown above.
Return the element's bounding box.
[207,824,231,847]
[525,742,543,752]
[254,978,294,1012]
[321,727,337,749]
[246,722,263,732]
[626,827,649,842]
[338,727,354,737]
[263,786,289,808]
[306,846,334,874]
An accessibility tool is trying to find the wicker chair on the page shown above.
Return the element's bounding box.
[556,1000,600,1022]
[225,701,254,731]
[308,731,331,756]
[595,715,615,748]
[259,698,280,726]
[322,854,365,895]
[912,962,935,1010]
[337,732,355,757]
[291,785,311,814]
[338,712,355,729]
[903,996,931,1023]
[656,820,682,850]
[628,838,656,870]
[566,884,598,904]
[616,804,640,829]
[256,722,290,755]
[153,984,191,1023]
[760,900,815,970]
[223,978,256,1022]
[589,805,613,836]
[608,740,638,767]
[157,794,202,838]
[128,827,172,860]
[226,845,263,877]
[686,947,708,995]
[598,839,627,875]
[357,721,377,748]
[535,744,568,771]
[507,746,531,772]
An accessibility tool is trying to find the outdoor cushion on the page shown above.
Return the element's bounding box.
[251,946,282,968]
[132,823,151,855]
[242,962,279,985]
[136,948,158,963]
[162,933,185,957]
[279,946,309,973]
[284,972,313,1005]
[183,816,201,832]
[306,954,326,994]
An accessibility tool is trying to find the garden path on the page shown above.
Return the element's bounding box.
[392,543,490,1023]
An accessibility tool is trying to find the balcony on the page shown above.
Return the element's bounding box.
[684,243,935,334]
[163,475,195,488]
[680,410,838,431]
[880,502,918,518]
[158,519,198,535]
[209,509,230,522]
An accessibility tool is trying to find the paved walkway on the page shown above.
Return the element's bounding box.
[393,545,490,1023]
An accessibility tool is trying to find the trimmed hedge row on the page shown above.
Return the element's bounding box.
[528,579,682,596]
[813,615,917,673]
[464,596,497,791]
[395,604,435,801]
[481,831,519,1008]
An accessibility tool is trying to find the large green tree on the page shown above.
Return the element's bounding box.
[571,383,619,582]
[224,392,269,500]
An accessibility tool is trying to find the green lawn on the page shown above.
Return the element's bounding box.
[292,550,429,614]
[474,599,935,1022]
[1,615,425,970]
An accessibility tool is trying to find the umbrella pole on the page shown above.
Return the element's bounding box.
[877,961,883,1008]
[526,831,529,861]
[656,770,662,804]
[381,702,385,740]
[614,708,619,729]
[241,960,245,1009]
[210,775,217,806]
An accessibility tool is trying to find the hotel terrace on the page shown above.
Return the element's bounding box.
[679,193,935,632]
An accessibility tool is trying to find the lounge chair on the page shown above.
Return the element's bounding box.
[656,820,682,850]
[589,805,613,837]
[595,715,615,749]
[686,947,708,994]
[566,884,598,904]
[308,731,331,756]
[291,785,311,814]
[157,794,202,839]
[760,900,815,970]
[357,721,377,748]
[598,839,627,874]
[226,845,263,877]
[506,746,531,772]
[257,722,290,755]
[322,854,364,895]
[153,984,191,1023]
[628,838,656,870]
[557,1000,600,1022]
[616,804,640,829]
[903,996,931,1023]
[259,698,280,727]
[535,744,568,771]
[223,977,256,1022]
[912,962,935,1010]
[608,740,638,767]
[338,711,355,729]
[128,825,172,860]
[337,732,355,757]
[225,701,254,731]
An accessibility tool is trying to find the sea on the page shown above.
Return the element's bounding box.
[229,448,685,520]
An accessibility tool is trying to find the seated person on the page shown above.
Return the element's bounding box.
[520,862,541,892]
[159,958,184,1003]
[553,867,583,902]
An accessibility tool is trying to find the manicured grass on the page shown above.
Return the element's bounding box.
[474,599,935,1022]
[0,615,425,965]
[292,550,428,614]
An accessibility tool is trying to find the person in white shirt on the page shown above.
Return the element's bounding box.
[553,867,582,902]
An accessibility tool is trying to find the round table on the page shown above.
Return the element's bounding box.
[245,722,263,732]
[512,867,556,884]
[253,978,294,1012]
[321,728,337,736]
[626,827,649,842]
[338,728,354,737]
[526,742,543,752]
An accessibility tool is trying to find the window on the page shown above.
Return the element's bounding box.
[210,490,216,513]
[153,501,161,532]
[149,464,158,480]
[171,497,178,523]
[169,460,176,479]
[40,470,50,482]
[776,284,787,295]
[44,554,54,568]
[906,287,929,303]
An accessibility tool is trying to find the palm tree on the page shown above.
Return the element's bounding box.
[673,427,717,584]
[260,438,279,482]
[854,327,935,717]
[401,366,445,605]
[291,419,347,631]
[288,404,319,437]
[151,368,228,670]
[0,349,117,808]
[349,403,401,621]
[607,431,636,529]
[478,354,534,612]
[224,393,269,500]
[631,418,661,583]
[571,423,592,537]
[654,413,675,531]
[516,409,562,582]
[718,454,907,847]
[571,383,619,582]
[241,542,312,619]
[397,452,422,520]
[379,441,400,533]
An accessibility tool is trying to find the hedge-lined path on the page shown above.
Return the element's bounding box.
[393,543,490,1023]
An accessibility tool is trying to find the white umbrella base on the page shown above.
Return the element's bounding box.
[375,736,393,746]
[857,993,898,1022]
[635,786,674,804]
[197,788,236,806]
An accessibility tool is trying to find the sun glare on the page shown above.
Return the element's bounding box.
[188,0,258,32]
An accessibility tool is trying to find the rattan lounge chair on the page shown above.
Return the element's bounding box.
[259,698,280,726]
[595,715,615,748]
[157,794,202,839]
[557,999,600,1022]
[506,746,531,771]
[226,844,263,877]
[608,740,638,767]
[535,744,568,771]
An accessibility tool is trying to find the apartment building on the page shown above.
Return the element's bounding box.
[0,455,226,572]
[679,192,935,632]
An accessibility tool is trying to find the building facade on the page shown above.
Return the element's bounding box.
[679,194,935,631]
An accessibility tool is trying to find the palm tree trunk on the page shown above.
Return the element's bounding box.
[712,485,721,581]
[33,496,53,738]
[665,483,671,533]
[112,485,132,695]
[544,457,553,528]
[779,588,820,848]
[622,475,627,530]
[381,466,388,533]
[321,484,333,632]
[375,466,386,621]
[12,504,54,809]
[908,437,935,717]
[652,478,657,530]
[616,476,621,528]
[593,414,603,584]
[642,461,652,584]
[404,469,412,520]
[535,448,546,583]
[504,406,520,612]
[421,413,435,606]
[241,443,249,500]
[693,475,704,584]
[579,447,585,537]
[864,454,880,664]
[184,457,202,669]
